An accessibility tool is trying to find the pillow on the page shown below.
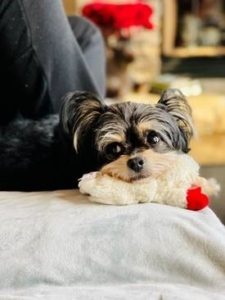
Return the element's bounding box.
[0,190,224,299]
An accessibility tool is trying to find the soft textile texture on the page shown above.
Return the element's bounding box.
[0,190,225,299]
[79,153,215,210]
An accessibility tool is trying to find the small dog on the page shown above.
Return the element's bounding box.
[0,88,194,191]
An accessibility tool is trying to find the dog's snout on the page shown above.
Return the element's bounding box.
[127,157,144,172]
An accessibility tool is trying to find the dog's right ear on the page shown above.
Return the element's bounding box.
[156,89,194,152]
[60,91,106,152]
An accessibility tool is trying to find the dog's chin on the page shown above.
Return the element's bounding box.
[128,172,152,182]
[101,169,152,183]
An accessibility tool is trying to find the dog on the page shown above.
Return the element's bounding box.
[0,88,194,191]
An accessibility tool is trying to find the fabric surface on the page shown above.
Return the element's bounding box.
[0,190,225,299]
[0,0,105,122]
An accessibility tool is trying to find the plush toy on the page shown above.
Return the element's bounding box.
[78,153,220,211]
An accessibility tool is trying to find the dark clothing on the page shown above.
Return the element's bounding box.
[0,0,106,124]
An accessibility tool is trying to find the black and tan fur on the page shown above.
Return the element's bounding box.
[0,89,194,190]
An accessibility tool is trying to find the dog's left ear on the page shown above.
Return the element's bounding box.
[156,89,194,149]
[60,91,106,152]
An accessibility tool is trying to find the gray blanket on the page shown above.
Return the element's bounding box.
[0,190,225,299]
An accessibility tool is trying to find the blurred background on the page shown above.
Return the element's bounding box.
[63,0,225,222]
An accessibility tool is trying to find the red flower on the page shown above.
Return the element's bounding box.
[82,2,154,33]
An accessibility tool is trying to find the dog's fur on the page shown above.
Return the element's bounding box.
[0,89,194,191]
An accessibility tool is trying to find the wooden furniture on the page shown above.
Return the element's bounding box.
[162,0,225,57]
[63,0,76,15]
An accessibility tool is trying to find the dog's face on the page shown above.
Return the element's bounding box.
[60,89,194,181]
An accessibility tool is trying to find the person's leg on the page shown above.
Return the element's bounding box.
[68,16,106,102]
[23,0,106,112]
[0,0,52,123]
[0,0,106,123]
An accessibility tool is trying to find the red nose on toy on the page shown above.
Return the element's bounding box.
[187,186,209,211]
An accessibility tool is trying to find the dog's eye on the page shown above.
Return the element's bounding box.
[147,131,160,145]
[105,142,124,156]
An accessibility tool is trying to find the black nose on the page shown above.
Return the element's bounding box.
[127,157,144,172]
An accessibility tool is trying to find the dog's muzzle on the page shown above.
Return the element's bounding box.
[127,157,144,172]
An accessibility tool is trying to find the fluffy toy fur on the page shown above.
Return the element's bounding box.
[79,153,220,209]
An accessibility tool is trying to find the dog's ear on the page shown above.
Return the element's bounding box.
[156,89,194,150]
[60,91,105,152]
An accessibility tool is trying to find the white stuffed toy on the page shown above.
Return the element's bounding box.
[79,153,219,210]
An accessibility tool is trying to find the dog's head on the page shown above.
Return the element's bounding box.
[60,89,194,181]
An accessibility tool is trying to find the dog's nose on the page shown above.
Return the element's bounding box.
[127,157,144,172]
